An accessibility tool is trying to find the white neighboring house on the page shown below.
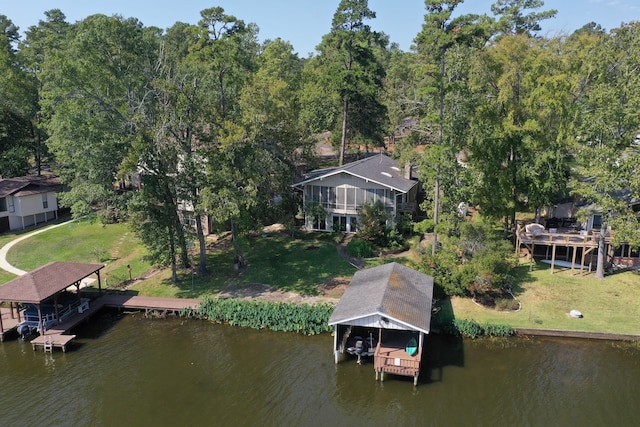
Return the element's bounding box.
[293,154,420,233]
[0,175,62,233]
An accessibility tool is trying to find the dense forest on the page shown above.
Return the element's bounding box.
[1,0,639,284]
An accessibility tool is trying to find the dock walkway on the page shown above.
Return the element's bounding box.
[29,295,200,352]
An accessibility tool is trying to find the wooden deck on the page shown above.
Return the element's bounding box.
[374,343,422,385]
[31,333,76,352]
[516,229,609,274]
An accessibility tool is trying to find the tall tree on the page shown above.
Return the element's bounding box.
[18,9,70,175]
[182,8,259,273]
[414,0,492,254]
[569,22,640,278]
[0,15,37,177]
[491,0,557,36]
[40,14,152,218]
[469,34,571,238]
[316,0,387,165]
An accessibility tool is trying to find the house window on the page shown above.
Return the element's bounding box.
[8,196,14,213]
[42,193,49,209]
[332,215,347,232]
[592,214,602,230]
[346,187,356,210]
[0,197,5,212]
[312,216,326,231]
[336,187,346,210]
[182,212,196,227]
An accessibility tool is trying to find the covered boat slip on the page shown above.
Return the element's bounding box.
[0,262,104,343]
[329,263,434,386]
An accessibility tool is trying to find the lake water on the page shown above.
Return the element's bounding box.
[1,311,639,426]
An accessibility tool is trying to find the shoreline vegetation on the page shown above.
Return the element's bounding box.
[2,219,640,339]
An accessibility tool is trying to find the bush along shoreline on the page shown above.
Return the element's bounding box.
[180,296,514,339]
[181,296,335,335]
[436,318,515,339]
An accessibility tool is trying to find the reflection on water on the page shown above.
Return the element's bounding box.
[1,311,639,426]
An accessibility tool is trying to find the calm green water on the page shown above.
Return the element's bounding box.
[1,312,639,427]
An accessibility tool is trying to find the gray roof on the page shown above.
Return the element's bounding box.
[0,175,61,198]
[0,262,104,304]
[294,154,418,193]
[328,262,434,333]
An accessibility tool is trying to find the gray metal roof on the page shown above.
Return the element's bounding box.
[328,262,434,333]
[293,154,418,193]
[0,262,104,304]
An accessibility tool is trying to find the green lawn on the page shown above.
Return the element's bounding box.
[3,220,640,336]
[3,219,152,286]
[444,262,640,335]
[130,233,357,298]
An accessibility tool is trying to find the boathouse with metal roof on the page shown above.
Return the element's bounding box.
[328,262,434,386]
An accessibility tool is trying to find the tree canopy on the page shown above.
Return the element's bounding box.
[2,0,640,281]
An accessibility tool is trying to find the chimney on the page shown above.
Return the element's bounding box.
[404,161,411,180]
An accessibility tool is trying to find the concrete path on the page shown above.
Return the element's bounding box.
[0,220,76,276]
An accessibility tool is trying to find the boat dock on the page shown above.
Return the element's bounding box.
[1,306,21,341]
[27,294,200,352]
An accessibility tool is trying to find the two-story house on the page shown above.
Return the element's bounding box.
[293,154,419,233]
[0,175,62,233]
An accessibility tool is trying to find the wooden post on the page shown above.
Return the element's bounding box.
[550,244,557,274]
[530,243,535,271]
[571,245,578,275]
[333,325,339,364]
[37,304,44,337]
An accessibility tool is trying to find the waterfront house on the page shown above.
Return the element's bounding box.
[293,154,419,233]
[329,262,434,386]
[0,175,62,233]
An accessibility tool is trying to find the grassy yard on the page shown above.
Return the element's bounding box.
[444,261,640,335]
[2,219,152,287]
[131,233,357,298]
[2,220,640,336]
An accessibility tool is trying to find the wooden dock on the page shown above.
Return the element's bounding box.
[99,294,200,314]
[31,333,76,352]
[21,295,200,352]
[374,343,422,386]
[0,306,21,341]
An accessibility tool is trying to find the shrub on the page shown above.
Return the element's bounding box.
[418,251,468,296]
[395,213,414,235]
[385,228,407,250]
[438,319,515,338]
[346,238,373,258]
[481,323,515,337]
[358,200,390,245]
[453,319,483,338]
[190,296,335,335]
[413,219,434,235]
[495,298,520,311]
